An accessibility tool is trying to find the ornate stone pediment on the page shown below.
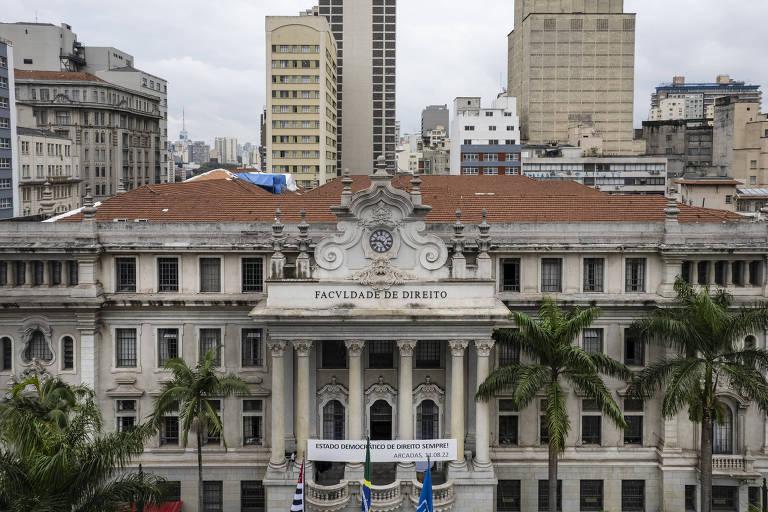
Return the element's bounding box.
[313,168,449,284]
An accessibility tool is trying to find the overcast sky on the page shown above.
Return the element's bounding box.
[3,0,768,145]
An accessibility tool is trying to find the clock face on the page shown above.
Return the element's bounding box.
[369,229,394,253]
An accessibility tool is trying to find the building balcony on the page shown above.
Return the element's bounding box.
[712,454,761,480]
[306,479,454,512]
[410,480,455,512]
[306,480,350,512]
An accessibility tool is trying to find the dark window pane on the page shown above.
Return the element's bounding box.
[199,328,222,366]
[417,399,439,439]
[323,399,345,440]
[497,480,521,512]
[581,415,601,445]
[1,337,12,370]
[712,486,736,510]
[68,260,79,285]
[241,481,265,512]
[583,329,603,353]
[625,258,646,292]
[243,399,264,446]
[541,258,562,292]
[368,340,394,368]
[499,414,518,446]
[241,328,263,367]
[501,258,521,292]
[621,480,644,511]
[498,339,520,367]
[203,481,223,512]
[62,336,74,369]
[158,257,179,292]
[160,481,181,502]
[50,261,62,285]
[158,328,178,366]
[624,329,644,366]
[685,485,697,511]
[115,328,137,367]
[322,340,347,369]
[580,480,603,511]
[242,258,264,292]
[583,258,604,292]
[116,257,136,292]
[24,330,52,362]
[415,340,441,368]
[160,416,179,445]
[200,258,221,292]
[538,480,563,511]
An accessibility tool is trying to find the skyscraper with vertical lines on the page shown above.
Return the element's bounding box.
[304,0,397,174]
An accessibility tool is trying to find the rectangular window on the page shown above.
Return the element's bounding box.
[581,400,601,445]
[541,258,562,292]
[498,399,518,446]
[583,258,604,292]
[116,257,136,292]
[199,258,221,292]
[712,486,736,510]
[241,258,264,292]
[160,481,181,502]
[368,340,394,368]
[543,18,556,31]
[243,399,264,446]
[582,329,603,353]
[539,399,549,445]
[241,328,263,367]
[115,328,137,368]
[415,340,441,368]
[62,336,74,369]
[685,485,697,511]
[2,337,12,370]
[621,480,644,511]
[160,415,179,445]
[498,337,520,367]
[624,401,643,445]
[241,481,265,512]
[624,329,644,366]
[116,399,137,432]
[501,258,521,292]
[199,328,222,366]
[67,261,79,286]
[749,487,760,509]
[625,258,646,292]
[202,481,223,512]
[205,400,222,444]
[158,257,179,292]
[749,261,762,286]
[321,340,347,369]
[580,480,604,511]
[158,328,179,367]
[497,480,521,512]
[538,480,563,511]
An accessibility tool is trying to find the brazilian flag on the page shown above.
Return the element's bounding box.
[361,438,372,511]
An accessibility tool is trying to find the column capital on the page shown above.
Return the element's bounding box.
[396,340,417,356]
[267,340,288,357]
[292,340,313,357]
[474,339,495,357]
[448,339,469,356]
[345,339,365,356]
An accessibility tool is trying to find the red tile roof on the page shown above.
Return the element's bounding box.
[14,69,107,83]
[61,175,743,224]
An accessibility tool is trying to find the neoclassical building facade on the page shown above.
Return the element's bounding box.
[0,163,766,511]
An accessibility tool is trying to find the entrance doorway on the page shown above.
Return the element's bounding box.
[369,400,393,440]
[369,400,395,484]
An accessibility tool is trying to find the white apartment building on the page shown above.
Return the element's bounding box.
[16,127,80,216]
[450,95,521,175]
[214,137,238,165]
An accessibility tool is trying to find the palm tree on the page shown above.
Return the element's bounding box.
[629,279,768,512]
[0,374,162,512]
[151,348,249,510]
[477,298,629,512]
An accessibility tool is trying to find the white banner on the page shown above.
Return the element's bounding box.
[307,439,457,463]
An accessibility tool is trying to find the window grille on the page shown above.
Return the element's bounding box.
[241,329,263,367]
[115,328,137,367]
[158,257,179,292]
[199,258,221,292]
[158,328,178,366]
[541,258,562,292]
[243,399,264,445]
[415,340,441,368]
[241,258,264,292]
[199,328,221,366]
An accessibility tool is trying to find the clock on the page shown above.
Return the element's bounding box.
[369,229,394,253]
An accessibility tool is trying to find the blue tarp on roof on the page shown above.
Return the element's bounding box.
[235,173,288,194]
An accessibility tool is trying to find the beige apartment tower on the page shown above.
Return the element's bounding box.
[266,16,337,188]
[508,0,637,154]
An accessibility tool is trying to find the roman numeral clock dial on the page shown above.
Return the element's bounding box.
[369,229,394,253]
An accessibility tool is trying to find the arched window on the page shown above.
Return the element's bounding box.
[323,400,345,440]
[1,337,12,370]
[713,405,734,454]
[23,330,52,363]
[417,400,439,440]
[369,400,393,441]
[61,336,74,370]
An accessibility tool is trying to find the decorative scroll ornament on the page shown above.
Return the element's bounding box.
[352,255,415,291]
[359,201,401,230]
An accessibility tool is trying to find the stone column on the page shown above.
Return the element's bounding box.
[23,261,32,287]
[448,340,469,469]
[726,260,734,286]
[344,340,365,481]
[76,312,98,390]
[474,339,495,470]
[42,260,51,286]
[707,261,716,286]
[268,340,288,469]
[293,340,312,465]
[396,340,417,481]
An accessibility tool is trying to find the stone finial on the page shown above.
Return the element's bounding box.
[298,209,309,240]
[664,197,680,222]
[410,173,422,206]
[82,184,97,220]
[116,179,126,195]
[374,154,388,176]
[453,208,464,238]
[295,209,312,279]
[272,208,284,237]
[39,181,55,217]
[479,208,490,237]
[340,169,353,207]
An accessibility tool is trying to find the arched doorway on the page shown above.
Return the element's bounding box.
[369,400,393,440]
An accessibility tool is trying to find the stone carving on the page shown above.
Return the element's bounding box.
[396,340,417,357]
[475,339,495,357]
[448,340,470,356]
[352,256,415,291]
[413,376,445,405]
[292,340,313,356]
[317,376,349,405]
[266,340,288,357]
[344,339,365,356]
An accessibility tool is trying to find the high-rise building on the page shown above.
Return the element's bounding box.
[266,16,337,188]
[0,22,171,184]
[507,0,637,154]
[450,95,521,176]
[187,141,210,165]
[214,137,238,165]
[307,0,397,173]
[421,104,449,140]
[713,97,768,186]
[0,38,16,219]
[650,75,762,122]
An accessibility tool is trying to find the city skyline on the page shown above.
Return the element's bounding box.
[3,0,767,148]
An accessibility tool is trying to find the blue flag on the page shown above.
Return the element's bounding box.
[361,439,372,512]
[416,460,433,512]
